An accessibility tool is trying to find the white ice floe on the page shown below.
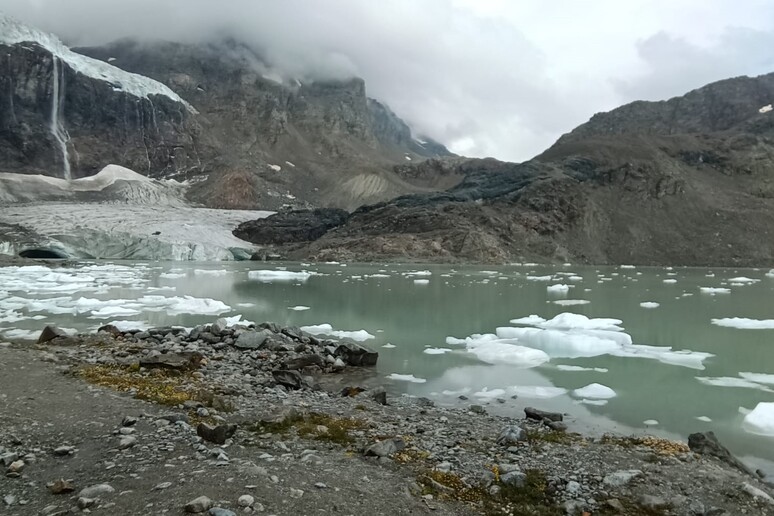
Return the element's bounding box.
[473,388,506,399]
[643,419,659,426]
[526,275,553,281]
[495,326,627,358]
[194,269,229,276]
[662,279,677,284]
[299,323,375,342]
[553,300,590,306]
[767,269,774,278]
[547,284,570,293]
[573,383,616,399]
[413,279,430,285]
[556,365,608,372]
[442,388,471,396]
[739,372,774,385]
[382,343,396,349]
[509,315,547,325]
[577,398,608,406]
[404,270,432,277]
[288,305,311,311]
[568,276,583,281]
[536,313,624,332]
[695,376,773,392]
[463,335,550,367]
[159,272,186,279]
[696,416,712,422]
[743,402,774,435]
[508,386,567,398]
[386,373,427,383]
[1,328,41,340]
[248,270,312,283]
[700,287,731,294]
[728,277,759,284]
[639,302,660,309]
[620,265,636,269]
[102,320,152,331]
[610,344,712,370]
[423,348,452,355]
[711,318,774,330]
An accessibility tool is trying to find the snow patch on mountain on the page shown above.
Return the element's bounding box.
[0,14,194,111]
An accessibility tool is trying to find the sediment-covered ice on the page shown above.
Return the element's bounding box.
[743,402,774,435]
[248,270,313,283]
[573,383,617,399]
[711,318,774,329]
[386,373,427,383]
[299,323,375,342]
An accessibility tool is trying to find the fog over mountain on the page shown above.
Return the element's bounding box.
[2,0,774,161]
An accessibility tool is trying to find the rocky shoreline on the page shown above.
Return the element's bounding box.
[2,320,774,515]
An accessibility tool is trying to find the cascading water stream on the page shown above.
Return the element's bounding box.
[50,56,71,180]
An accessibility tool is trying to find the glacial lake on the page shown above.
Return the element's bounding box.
[2,261,774,471]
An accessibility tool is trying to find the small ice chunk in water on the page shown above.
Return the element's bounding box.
[547,284,570,293]
[663,279,677,284]
[643,419,659,426]
[556,365,608,372]
[248,270,312,282]
[299,323,375,341]
[382,343,396,349]
[509,315,546,325]
[743,402,774,435]
[526,275,552,281]
[739,372,774,385]
[696,416,712,422]
[700,287,731,294]
[386,373,427,383]
[423,347,451,355]
[508,386,567,398]
[711,318,774,330]
[728,277,759,284]
[695,376,773,392]
[194,269,229,276]
[413,279,430,285]
[288,305,310,311]
[159,272,186,279]
[473,388,506,399]
[639,302,660,308]
[766,269,774,278]
[573,383,616,399]
[578,398,608,406]
[553,299,590,306]
[620,265,636,269]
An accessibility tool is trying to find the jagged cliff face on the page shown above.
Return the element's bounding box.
[0,18,453,210]
[73,39,454,210]
[0,20,202,180]
[245,73,774,266]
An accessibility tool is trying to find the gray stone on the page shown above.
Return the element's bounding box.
[501,471,527,487]
[566,481,582,494]
[37,325,67,344]
[234,330,273,350]
[371,387,388,405]
[197,423,237,445]
[237,494,255,507]
[603,470,642,487]
[496,425,527,445]
[118,436,137,450]
[211,318,229,335]
[742,482,774,504]
[688,431,754,475]
[364,437,406,457]
[638,494,668,510]
[283,354,325,370]
[470,405,486,414]
[76,497,95,510]
[525,407,563,422]
[78,483,115,498]
[334,341,379,366]
[185,496,214,513]
[208,509,236,516]
[272,369,305,390]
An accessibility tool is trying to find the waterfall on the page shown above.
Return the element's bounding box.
[50,56,71,180]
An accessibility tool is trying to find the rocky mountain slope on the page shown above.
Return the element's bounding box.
[0,15,453,211]
[237,74,774,266]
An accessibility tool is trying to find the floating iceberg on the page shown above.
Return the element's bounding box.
[547,284,570,293]
[695,376,773,392]
[573,383,616,399]
[248,270,313,282]
[413,279,430,285]
[700,287,731,294]
[639,302,660,309]
[553,299,590,306]
[711,318,774,329]
[299,323,375,342]
[386,373,427,383]
[288,305,311,311]
[743,402,774,435]
[463,336,550,367]
[423,347,452,355]
[508,385,567,398]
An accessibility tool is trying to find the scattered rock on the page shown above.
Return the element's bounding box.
[52,446,74,456]
[234,330,273,350]
[334,341,378,366]
[139,351,203,370]
[603,469,643,487]
[197,423,238,445]
[742,482,774,504]
[208,509,236,516]
[184,496,214,513]
[364,437,405,457]
[525,407,563,422]
[272,369,305,390]
[76,497,96,510]
[78,483,115,498]
[37,325,67,344]
[688,431,754,475]
[237,494,255,507]
[118,435,137,450]
[47,479,75,494]
[501,471,526,487]
[496,425,527,445]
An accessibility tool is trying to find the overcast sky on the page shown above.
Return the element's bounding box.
[3,0,774,162]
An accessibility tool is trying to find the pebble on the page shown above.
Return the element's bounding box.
[237,494,255,507]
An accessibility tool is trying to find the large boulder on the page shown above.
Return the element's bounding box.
[688,431,753,475]
[335,342,378,366]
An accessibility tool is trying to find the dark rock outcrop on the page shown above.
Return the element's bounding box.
[234,208,349,245]
[688,431,754,476]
